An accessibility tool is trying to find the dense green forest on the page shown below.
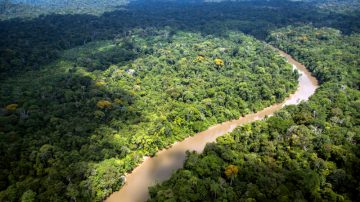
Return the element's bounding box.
[0,0,129,19]
[0,0,359,202]
[1,0,360,77]
[0,20,299,202]
[149,26,360,202]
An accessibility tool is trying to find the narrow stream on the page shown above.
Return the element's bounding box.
[106,48,319,202]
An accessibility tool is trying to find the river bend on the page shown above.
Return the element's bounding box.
[106,48,319,202]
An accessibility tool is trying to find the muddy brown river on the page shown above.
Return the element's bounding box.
[105,48,319,202]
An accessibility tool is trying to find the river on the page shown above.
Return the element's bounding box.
[105,48,319,202]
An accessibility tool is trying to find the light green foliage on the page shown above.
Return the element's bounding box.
[21,190,36,202]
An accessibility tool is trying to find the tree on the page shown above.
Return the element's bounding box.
[96,100,112,109]
[5,104,18,111]
[224,165,239,185]
[214,58,225,67]
[21,190,36,202]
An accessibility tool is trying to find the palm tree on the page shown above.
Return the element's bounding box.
[224,164,239,185]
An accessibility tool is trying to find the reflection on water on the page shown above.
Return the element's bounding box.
[105,49,319,202]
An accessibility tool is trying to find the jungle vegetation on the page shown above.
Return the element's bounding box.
[0,15,299,202]
[148,26,360,202]
[0,0,359,202]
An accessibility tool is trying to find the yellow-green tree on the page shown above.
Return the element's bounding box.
[224,164,239,185]
[193,55,205,63]
[214,58,224,67]
[96,100,112,109]
[5,103,18,111]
